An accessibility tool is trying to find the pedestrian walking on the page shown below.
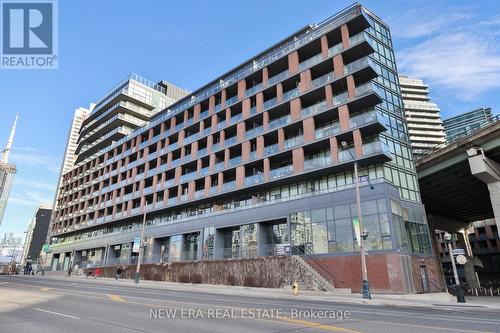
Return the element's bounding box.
[95,267,101,278]
[115,266,123,280]
[67,266,73,277]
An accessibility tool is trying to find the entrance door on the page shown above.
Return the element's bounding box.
[420,266,431,293]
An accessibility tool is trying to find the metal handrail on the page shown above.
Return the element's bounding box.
[293,246,343,286]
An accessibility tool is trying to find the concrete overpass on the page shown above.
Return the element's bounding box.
[416,119,500,288]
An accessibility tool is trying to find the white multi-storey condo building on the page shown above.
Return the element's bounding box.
[398,75,446,158]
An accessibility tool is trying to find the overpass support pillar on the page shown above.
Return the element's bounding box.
[457,230,480,289]
[468,152,500,232]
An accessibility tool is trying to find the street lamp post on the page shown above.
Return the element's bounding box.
[134,211,147,284]
[443,233,466,303]
[341,141,371,299]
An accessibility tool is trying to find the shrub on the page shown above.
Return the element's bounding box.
[226,275,237,286]
[190,274,203,284]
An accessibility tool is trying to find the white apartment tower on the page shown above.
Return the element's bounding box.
[399,75,446,158]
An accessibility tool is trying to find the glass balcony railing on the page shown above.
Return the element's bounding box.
[199,166,210,176]
[363,140,391,156]
[263,97,278,109]
[246,83,263,97]
[311,72,335,89]
[174,123,183,132]
[338,148,355,162]
[214,103,222,112]
[284,135,304,149]
[349,109,387,128]
[244,173,264,186]
[249,106,257,116]
[268,70,289,86]
[333,91,348,106]
[225,95,238,107]
[229,156,242,167]
[246,125,263,138]
[199,110,209,120]
[217,121,226,130]
[210,186,218,194]
[328,43,343,57]
[268,115,291,130]
[249,151,257,160]
[283,88,299,101]
[355,82,383,98]
[180,172,196,183]
[304,156,331,170]
[264,143,280,156]
[167,197,177,205]
[269,165,294,180]
[214,161,225,172]
[185,118,195,127]
[230,113,243,125]
[171,158,181,168]
[203,127,212,136]
[344,56,371,75]
[301,100,328,117]
[183,133,199,145]
[168,142,179,150]
[212,143,221,151]
[225,136,237,146]
[197,147,208,157]
[165,179,175,188]
[349,31,372,48]
[315,122,340,139]
[298,53,323,71]
[222,180,236,192]
[194,190,205,199]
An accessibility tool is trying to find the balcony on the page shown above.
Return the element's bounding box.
[225,95,238,107]
[298,53,323,71]
[197,147,208,157]
[210,186,218,194]
[214,161,225,172]
[268,115,291,130]
[199,166,210,176]
[311,72,335,89]
[301,100,328,118]
[344,56,373,75]
[167,197,177,205]
[245,173,264,186]
[229,156,242,167]
[268,70,289,86]
[349,109,388,133]
[194,190,205,199]
[333,91,348,106]
[328,42,343,57]
[249,151,257,160]
[315,122,340,139]
[283,88,299,101]
[222,180,236,192]
[264,143,280,156]
[246,83,263,97]
[246,125,263,139]
[249,106,257,117]
[355,82,383,99]
[269,165,294,180]
[230,113,243,125]
[180,171,197,183]
[165,179,175,188]
[284,135,304,149]
[183,133,199,145]
[304,156,331,170]
[263,97,278,109]
[225,136,238,146]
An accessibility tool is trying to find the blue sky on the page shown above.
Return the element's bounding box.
[1,0,499,240]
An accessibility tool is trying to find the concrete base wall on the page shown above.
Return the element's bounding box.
[309,253,444,294]
[83,256,323,289]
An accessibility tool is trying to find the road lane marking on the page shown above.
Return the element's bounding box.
[280,317,362,333]
[33,307,80,319]
[362,319,492,333]
[107,294,126,302]
[40,287,51,291]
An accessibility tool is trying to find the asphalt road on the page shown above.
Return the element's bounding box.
[0,275,499,333]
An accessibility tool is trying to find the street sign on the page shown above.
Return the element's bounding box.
[276,244,290,255]
[452,248,465,256]
[456,254,467,265]
[132,237,141,253]
[352,218,361,246]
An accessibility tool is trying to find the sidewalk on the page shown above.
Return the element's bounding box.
[34,274,500,310]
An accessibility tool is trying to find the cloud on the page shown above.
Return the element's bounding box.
[9,147,61,174]
[394,8,500,101]
[13,177,57,192]
[390,7,473,38]
[8,190,53,207]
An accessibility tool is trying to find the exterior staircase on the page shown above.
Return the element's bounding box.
[292,255,350,294]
